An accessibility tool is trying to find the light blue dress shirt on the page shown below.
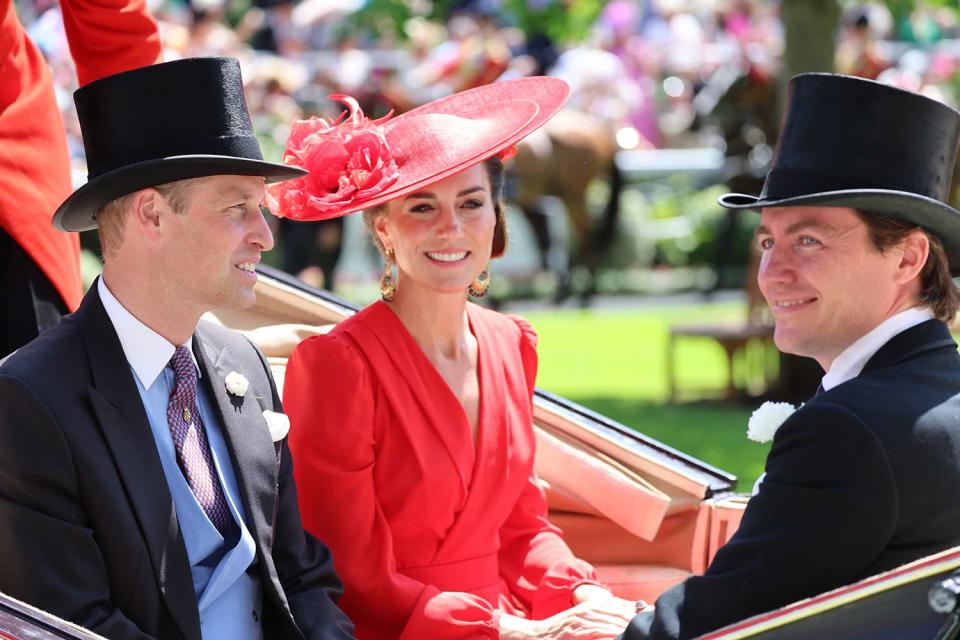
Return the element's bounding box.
[98,278,262,640]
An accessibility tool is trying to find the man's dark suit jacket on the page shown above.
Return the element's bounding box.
[0,285,355,639]
[622,319,960,639]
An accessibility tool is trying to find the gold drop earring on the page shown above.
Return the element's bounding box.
[380,248,397,302]
[468,268,491,298]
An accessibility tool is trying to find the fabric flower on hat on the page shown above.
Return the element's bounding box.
[266,95,400,219]
[496,144,518,162]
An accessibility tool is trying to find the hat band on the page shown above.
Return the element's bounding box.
[761,167,903,201]
[87,134,265,180]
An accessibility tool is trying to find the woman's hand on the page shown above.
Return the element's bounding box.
[572,585,643,617]
[500,599,636,640]
[539,600,637,639]
[573,585,617,605]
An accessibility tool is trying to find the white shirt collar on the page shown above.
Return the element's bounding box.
[97,277,199,390]
[821,306,935,391]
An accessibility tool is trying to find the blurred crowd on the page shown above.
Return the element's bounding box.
[13,0,960,292]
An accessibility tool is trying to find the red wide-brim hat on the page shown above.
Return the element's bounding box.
[265,76,570,221]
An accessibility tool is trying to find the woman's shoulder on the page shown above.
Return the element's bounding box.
[505,313,537,350]
[468,302,536,336]
[292,312,373,371]
[291,333,361,382]
[294,301,403,372]
[468,304,537,343]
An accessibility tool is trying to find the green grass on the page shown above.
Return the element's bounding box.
[520,304,773,492]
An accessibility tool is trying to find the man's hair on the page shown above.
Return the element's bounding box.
[857,210,959,322]
[363,156,508,258]
[95,179,194,259]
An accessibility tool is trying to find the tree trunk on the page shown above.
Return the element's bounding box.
[781,0,840,76]
[778,0,841,119]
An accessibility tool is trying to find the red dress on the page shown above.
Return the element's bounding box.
[285,301,598,639]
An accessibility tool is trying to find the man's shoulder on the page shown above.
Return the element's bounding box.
[827,348,960,402]
[808,354,960,440]
[0,314,87,388]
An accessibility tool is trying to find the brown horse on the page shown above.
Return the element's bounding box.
[512,108,624,304]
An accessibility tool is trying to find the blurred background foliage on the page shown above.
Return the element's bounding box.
[347,0,960,46]
[347,0,607,43]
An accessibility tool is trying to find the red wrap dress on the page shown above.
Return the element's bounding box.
[285,301,598,639]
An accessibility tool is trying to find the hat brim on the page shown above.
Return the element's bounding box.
[718,188,960,272]
[53,155,307,232]
[274,76,570,221]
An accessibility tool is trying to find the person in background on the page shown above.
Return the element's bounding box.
[0,0,161,356]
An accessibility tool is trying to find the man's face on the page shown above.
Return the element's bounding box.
[755,206,906,369]
[157,175,273,313]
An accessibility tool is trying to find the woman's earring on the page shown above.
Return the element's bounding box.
[380,249,397,302]
[468,268,491,298]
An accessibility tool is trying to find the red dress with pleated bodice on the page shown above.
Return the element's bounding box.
[285,301,597,639]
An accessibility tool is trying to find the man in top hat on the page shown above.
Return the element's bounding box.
[0,58,353,639]
[621,73,960,638]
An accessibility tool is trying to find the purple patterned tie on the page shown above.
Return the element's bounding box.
[167,346,233,536]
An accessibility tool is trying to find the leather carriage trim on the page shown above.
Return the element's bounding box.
[701,545,960,639]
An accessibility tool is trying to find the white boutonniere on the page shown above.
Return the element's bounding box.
[747,401,798,444]
[262,410,290,442]
[225,371,250,397]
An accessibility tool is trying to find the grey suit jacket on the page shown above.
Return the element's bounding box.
[0,283,354,640]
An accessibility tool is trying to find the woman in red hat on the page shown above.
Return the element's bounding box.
[273,78,638,639]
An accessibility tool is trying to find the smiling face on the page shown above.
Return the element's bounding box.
[755,206,915,369]
[373,164,496,298]
[157,174,273,312]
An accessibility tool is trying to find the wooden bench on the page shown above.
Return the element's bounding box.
[667,249,776,401]
[667,320,774,401]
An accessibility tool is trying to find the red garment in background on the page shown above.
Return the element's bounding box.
[285,302,599,639]
[0,0,161,310]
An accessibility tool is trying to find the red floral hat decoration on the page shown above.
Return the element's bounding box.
[266,76,570,221]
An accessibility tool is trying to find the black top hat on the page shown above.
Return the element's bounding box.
[53,57,306,232]
[719,73,960,269]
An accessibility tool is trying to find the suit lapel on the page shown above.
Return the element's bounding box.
[861,319,957,375]
[78,284,200,640]
[193,327,278,560]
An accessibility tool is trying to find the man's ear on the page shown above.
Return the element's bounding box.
[130,188,164,240]
[896,230,930,285]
